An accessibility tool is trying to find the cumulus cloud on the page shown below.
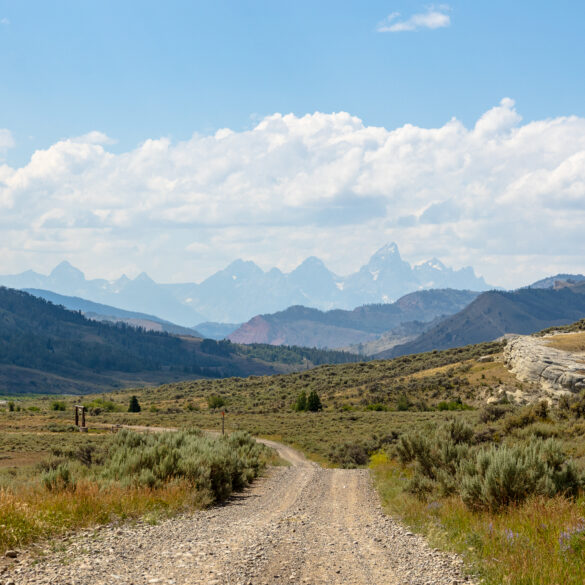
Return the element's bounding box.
[377,5,451,33]
[1,98,585,288]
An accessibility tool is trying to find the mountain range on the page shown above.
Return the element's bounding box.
[381,281,585,358]
[228,289,481,351]
[0,243,490,324]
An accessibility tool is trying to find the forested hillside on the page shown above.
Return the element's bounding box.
[0,287,359,395]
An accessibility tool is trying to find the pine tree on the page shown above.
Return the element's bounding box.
[128,395,141,413]
[294,390,307,411]
[307,391,322,412]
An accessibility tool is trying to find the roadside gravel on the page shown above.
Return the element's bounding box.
[2,439,476,585]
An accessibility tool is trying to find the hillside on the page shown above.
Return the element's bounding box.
[528,273,585,289]
[24,289,203,337]
[382,284,585,358]
[228,289,480,349]
[0,287,359,395]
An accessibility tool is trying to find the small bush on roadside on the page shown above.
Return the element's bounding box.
[329,442,369,467]
[41,463,75,492]
[101,429,268,502]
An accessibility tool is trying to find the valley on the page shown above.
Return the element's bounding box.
[3,321,585,584]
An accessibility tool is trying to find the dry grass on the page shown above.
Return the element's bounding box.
[546,332,585,353]
[0,480,209,552]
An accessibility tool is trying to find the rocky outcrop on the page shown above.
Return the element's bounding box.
[504,335,585,399]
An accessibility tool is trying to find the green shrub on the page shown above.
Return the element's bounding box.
[329,442,369,467]
[436,397,471,411]
[41,463,75,492]
[101,429,268,502]
[294,390,307,411]
[365,403,388,411]
[459,439,582,511]
[207,395,226,410]
[478,403,510,423]
[503,401,550,433]
[396,419,474,498]
[51,400,67,411]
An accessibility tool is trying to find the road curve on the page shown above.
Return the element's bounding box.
[5,438,475,585]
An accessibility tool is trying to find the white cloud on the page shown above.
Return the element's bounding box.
[0,17,9,26]
[377,5,451,33]
[1,98,585,288]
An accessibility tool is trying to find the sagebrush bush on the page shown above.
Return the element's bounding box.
[397,419,582,509]
[101,429,268,502]
[41,463,75,492]
[459,439,582,511]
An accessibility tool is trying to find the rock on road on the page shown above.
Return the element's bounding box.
[4,439,475,585]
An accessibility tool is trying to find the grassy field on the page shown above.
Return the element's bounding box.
[546,331,585,352]
[2,333,585,584]
[0,410,272,552]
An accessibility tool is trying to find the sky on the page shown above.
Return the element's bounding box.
[1,1,585,288]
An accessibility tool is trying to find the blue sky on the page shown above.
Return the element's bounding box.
[3,1,585,164]
[1,1,585,288]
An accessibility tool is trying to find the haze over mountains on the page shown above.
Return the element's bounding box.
[228,289,481,351]
[0,243,490,325]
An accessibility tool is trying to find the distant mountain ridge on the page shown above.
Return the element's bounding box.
[382,283,585,358]
[0,243,490,324]
[24,289,203,338]
[527,274,585,290]
[228,289,481,350]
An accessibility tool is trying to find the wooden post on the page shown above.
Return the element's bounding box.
[221,411,225,436]
[74,405,87,432]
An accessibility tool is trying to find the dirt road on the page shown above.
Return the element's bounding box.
[5,439,474,585]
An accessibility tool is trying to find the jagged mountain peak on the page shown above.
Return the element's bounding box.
[133,272,156,284]
[291,256,330,275]
[223,259,264,279]
[415,258,447,271]
[370,242,401,260]
[50,261,85,281]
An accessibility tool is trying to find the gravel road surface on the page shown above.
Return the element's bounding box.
[3,439,475,585]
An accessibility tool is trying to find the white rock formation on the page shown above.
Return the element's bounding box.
[504,334,585,400]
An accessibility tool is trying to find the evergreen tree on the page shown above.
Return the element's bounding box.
[294,390,307,411]
[128,395,141,413]
[307,390,322,412]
